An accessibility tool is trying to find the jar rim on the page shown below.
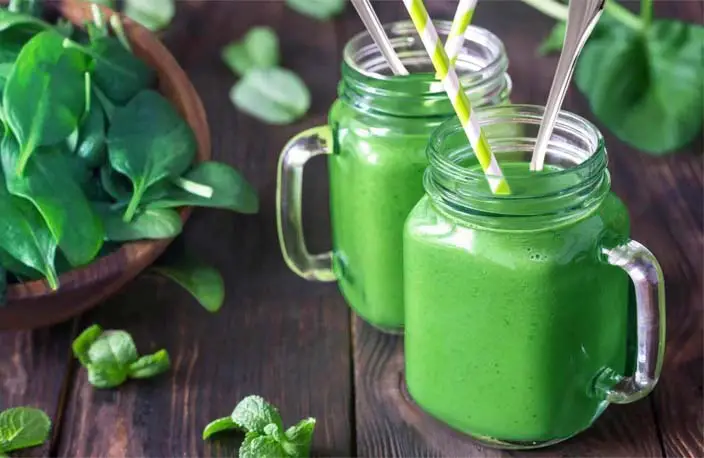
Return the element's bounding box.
[342,20,508,93]
[429,104,606,186]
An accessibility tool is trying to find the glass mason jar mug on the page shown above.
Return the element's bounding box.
[276,21,511,333]
[404,105,665,448]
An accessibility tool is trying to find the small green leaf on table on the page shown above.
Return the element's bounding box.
[0,407,51,454]
[107,90,197,222]
[72,323,104,366]
[230,68,310,125]
[222,27,279,76]
[286,0,346,21]
[124,0,175,32]
[3,30,87,174]
[72,325,171,389]
[152,256,225,313]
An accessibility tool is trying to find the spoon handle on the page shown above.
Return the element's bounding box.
[350,0,409,75]
[530,0,605,171]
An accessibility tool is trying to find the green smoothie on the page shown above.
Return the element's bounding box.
[328,101,431,330]
[404,163,631,443]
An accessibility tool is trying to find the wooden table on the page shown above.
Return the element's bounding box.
[1,1,701,456]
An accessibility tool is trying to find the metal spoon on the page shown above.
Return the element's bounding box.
[530,0,605,171]
[350,0,409,75]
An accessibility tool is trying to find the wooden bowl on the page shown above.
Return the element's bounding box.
[0,0,210,330]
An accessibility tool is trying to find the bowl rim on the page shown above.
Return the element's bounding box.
[4,0,211,303]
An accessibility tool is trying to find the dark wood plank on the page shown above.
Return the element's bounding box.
[352,1,672,456]
[0,322,75,457]
[57,2,353,457]
[643,2,704,455]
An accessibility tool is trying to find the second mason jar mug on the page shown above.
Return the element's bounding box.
[403,105,666,448]
[276,20,512,333]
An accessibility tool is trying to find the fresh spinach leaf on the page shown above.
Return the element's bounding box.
[575,20,704,154]
[65,36,156,105]
[222,27,279,77]
[0,407,51,454]
[7,0,43,17]
[0,8,49,34]
[99,164,169,204]
[4,30,87,175]
[230,68,310,125]
[76,94,107,168]
[0,173,58,289]
[124,0,175,32]
[2,137,104,267]
[147,162,259,214]
[286,0,346,21]
[0,247,41,280]
[127,349,171,379]
[94,203,182,241]
[152,256,225,313]
[107,90,197,222]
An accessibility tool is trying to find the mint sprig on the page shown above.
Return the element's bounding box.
[72,324,171,389]
[203,395,317,458]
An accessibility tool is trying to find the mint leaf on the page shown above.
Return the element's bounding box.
[239,432,286,458]
[87,330,139,368]
[202,417,241,440]
[230,68,310,125]
[232,396,283,434]
[0,407,51,453]
[222,27,279,77]
[86,363,129,389]
[152,256,225,313]
[71,324,103,366]
[127,350,171,379]
[284,418,316,457]
[286,0,346,20]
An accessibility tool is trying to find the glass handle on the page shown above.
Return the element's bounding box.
[276,126,336,282]
[600,240,666,403]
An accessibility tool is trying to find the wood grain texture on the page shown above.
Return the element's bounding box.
[1,0,211,331]
[351,1,680,456]
[0,323,75,457]
[56,2,353,457]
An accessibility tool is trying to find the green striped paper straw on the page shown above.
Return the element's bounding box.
[445,0,478,66]
[403,0,511,195]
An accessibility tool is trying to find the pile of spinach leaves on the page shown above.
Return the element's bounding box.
[0,4,258,308]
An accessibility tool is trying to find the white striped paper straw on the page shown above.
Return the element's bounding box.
[444,0,478,66]
[402,0,510,194]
